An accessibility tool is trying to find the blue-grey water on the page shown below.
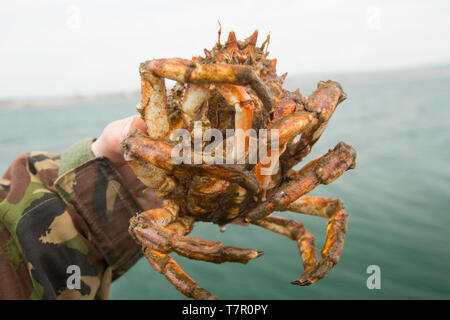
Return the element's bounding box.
[1,73,449,299]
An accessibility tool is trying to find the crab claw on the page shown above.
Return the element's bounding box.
[290,279,312,286]
[305,80,347,122]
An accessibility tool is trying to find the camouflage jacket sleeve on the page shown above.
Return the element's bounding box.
[0,138,143,300]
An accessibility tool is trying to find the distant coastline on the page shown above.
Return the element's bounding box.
[0,91,139,109]
[2,64,450,109]
[284,64,450,89]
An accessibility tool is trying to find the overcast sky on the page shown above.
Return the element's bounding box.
[1,0,449,99]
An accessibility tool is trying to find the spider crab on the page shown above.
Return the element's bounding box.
[121,28,356,300]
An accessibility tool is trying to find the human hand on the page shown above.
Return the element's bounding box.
[91,115,162,210]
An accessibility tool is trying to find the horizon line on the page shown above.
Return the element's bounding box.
[1,63,450,109]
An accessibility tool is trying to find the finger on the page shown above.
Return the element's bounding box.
[123,115,148,139]
[98,115,148,167]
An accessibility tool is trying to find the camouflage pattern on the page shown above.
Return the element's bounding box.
[0,149,143,299]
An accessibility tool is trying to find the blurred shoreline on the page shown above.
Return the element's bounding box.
[0,91,139,109]
[1,64,450,109]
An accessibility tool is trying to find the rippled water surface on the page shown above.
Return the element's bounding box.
[1,74,449,299]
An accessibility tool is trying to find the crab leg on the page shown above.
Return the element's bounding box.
[130,202,262,300]
[286,196,349,285]
[251,208,347,286]
[129,64,173,195]
[253,111,318,193]
[142,58,273,112]
[130,201,262,264]
[129,201,216,299]
[251,215,319,284]
[122,134,261,194]
[181,84,210,128]
[245,141,356,221]
[280,80,347,172]
[138,63,171,139]
[135,224,262,264]
[216,84,254,160]
[287,195,344,218]
[126,156,176,197]
[143,248,217,300]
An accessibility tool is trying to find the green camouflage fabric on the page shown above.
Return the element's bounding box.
[0,140,143,300]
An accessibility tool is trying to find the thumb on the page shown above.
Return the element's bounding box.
[92,115,147,164]
[121,115,147,140]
